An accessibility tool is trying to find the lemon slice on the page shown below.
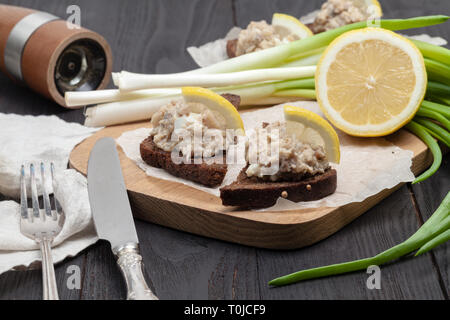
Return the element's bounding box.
[350,0,383,18]
[182,87,245,134]
[283,105,340,164]
[316,28,427,137]
[271,13,313,40]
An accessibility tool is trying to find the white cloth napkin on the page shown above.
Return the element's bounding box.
[0,113,100,275]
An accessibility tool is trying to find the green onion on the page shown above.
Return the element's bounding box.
[269,192,450,286]
[283,46,325,63]
[424,60,450,86]
[65,88,180,107]
[405,121,443,184]
[415,117,450,147]
[421,100,450,119]
[426,81,450,98]
[412,38,450,67]
[438,97,450,106]
[273,89,316,99]
[280,53,322,68]
[113,16,448,79]
[416,108,450,131]
[116,67,316,92]
[82,15,449,126]
[273,78,315,90]
[415,229,450,256]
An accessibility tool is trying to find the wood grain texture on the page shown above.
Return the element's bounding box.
[69,121,430,250]
[0,0,448,300]
[411,157,450,298]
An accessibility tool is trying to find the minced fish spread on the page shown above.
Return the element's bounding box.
[235,20,298,56]
[309,0,368,33]
[150,100,227,159]
[246,121,330,181]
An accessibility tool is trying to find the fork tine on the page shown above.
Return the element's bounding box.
[50,163,62,219]
[20,165,29,219]
[40,162,52,219]
[30,163,41,220]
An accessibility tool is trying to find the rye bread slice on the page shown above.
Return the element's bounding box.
[139,93,240,188]
[226,39,238,58]
[140,136,227,187]
[220,168,337,208]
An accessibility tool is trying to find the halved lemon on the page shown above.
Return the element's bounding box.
[350,0,383,18]
[271,13,313,40]
[182,87,245,134]
[283,105,340,164]
[316,28,427,137]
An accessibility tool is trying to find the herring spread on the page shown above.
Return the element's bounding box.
[246,121,330,181]
[309,0,368,34]
[235,20,298,56]
[150,100,227,158]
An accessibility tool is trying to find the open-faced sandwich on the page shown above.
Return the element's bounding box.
[140,87,244,187]
[227,0,382,58]
[227,13,313,58]
[220,105,340,208]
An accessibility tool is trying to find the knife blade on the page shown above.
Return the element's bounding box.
[87,137,158,300]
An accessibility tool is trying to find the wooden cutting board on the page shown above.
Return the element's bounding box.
[69,122,431,249]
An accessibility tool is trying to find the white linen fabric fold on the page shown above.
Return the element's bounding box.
[0,114,100,275]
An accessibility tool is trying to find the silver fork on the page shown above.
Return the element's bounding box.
[20,162,65,300]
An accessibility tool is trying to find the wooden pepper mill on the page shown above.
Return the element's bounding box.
[0,5,113,108]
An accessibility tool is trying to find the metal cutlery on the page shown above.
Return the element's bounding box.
[20,162,65,300]
[87,137,158,300]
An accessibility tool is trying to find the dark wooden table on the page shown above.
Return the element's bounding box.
[0,0,448,300]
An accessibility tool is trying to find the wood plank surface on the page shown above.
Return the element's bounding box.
[0,0,448,300]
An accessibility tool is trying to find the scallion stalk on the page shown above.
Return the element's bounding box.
[273,89,316,100]
[416,108,450,131]
[115,16,448,79]
[427,81,450,98]
[405,121,443,184]
[415,229,450,256]
[116,67,316,92]
[424,59,450,86]
[421,100,450,119]
[415,117,450,147]
[65,88,180,107]
[279,53,322,68]
[412,38,450,67]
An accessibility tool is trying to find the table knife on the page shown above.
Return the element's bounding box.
[87,137,158,300]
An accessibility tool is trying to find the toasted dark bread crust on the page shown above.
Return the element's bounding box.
[220,93,240,108]
[226,39,238,58]
[140,136,227,187]
[220,168,337,208]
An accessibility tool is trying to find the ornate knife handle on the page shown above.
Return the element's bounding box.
[115,243,158,300]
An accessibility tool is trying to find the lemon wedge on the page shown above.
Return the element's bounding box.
[316,28,427,137]
[350,0,383,18]
[271,13,313,40]
[182,87,245,134]
[283,105,340,164]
